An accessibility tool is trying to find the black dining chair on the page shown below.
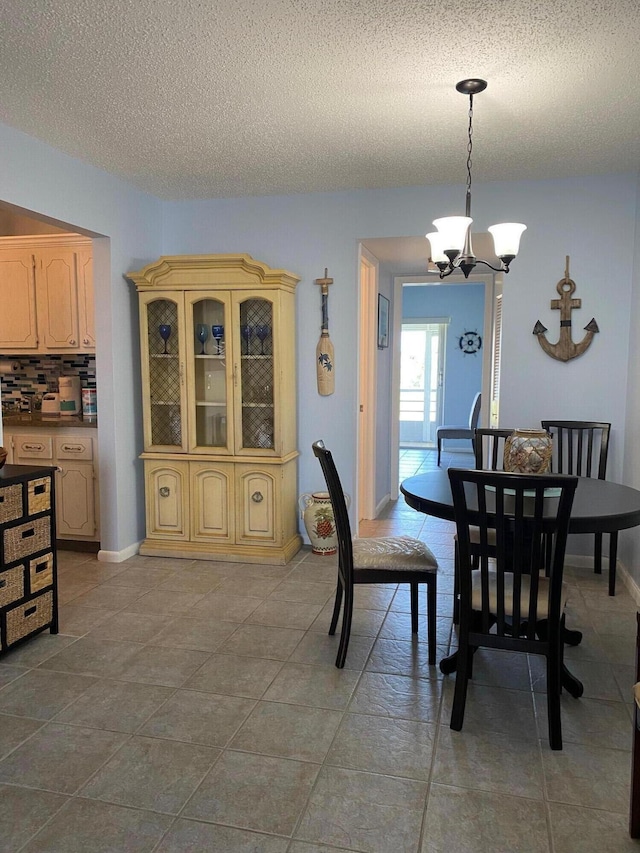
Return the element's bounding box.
[540,420,613,591]
[436,391,481,466]
[312,440,438,668]
[448,467,579,749]
[452,428,516,624]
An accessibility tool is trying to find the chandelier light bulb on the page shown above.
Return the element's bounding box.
[425,231,448,265]
[432,216,472,256]
[488,223,527,261]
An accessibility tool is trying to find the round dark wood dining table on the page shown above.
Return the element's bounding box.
[401,468,640,597]
[400,467,640,689]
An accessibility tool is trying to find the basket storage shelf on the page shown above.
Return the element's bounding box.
[0,464,58,655]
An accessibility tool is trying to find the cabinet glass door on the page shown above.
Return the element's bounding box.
[144,296,184,449]
[238,297,275,451]
[190,296,230,450]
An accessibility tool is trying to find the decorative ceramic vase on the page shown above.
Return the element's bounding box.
[503,428,553,474]
[299,491,349,556]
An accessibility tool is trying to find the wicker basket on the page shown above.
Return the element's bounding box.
[27,478,51,515]
[6,591,53,645]
[0,484,23,524]
[0,566,25,608]
[29,553,54,593]
[4,517,51,564]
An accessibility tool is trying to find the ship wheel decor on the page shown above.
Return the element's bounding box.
[533,256,599,362]
[458,329,482,355]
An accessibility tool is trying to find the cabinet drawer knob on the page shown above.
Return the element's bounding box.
[159,486,171,498]
[83,338,90,345]
[251,491,264,503]
[62,445,84,453]
[24,444,45,452]
[69,339,77,345]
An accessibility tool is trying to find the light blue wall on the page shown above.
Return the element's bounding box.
[0,122,163,554]
[402,283,484,440]
[1,114,639,582]
[163,173,637,519]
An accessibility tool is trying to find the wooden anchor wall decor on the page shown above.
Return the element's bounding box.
[532,256,599,362]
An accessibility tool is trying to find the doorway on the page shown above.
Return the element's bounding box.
[400,321,447,448]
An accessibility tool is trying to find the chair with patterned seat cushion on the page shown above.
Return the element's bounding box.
[437,392,481,466]
[312,440,438,669]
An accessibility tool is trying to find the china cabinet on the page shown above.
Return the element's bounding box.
[128,254,301,564]
[0,234,94,354]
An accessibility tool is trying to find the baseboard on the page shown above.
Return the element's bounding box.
[566,551,640,605]
[376,494,390,517]
[97,541,142,563]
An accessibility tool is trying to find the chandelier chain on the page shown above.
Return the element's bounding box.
[466,94,474,197]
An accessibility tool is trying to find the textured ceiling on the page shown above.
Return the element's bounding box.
[1,0,639,200]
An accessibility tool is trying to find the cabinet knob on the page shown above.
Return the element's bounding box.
[83,338,90,345]
[251,491,264,503]
[159,486,171,498]
[69,339,77,346]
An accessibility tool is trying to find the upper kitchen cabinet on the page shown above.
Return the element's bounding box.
[128,254,301,565]
[0,234,95,354]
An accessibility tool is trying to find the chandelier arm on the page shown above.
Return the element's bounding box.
[474,258,510,273]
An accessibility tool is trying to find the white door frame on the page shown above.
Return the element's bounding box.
[357,246,378,523]
[390,272,497,499]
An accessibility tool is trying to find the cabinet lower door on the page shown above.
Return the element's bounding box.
[145,460,189,540]
[56,462,96,537]
[235,465,277,545]
[190,462,235,543]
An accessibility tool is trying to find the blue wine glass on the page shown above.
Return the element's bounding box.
[158,324,172,354]
[241,324,253,355]
[196,324,209,354]
[211,324,224,354]
[255,324,270,355]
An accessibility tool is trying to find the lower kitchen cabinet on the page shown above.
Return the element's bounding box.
[0,464,58,656]
[4,427,100,544]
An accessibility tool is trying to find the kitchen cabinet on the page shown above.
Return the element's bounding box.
[0,464,58,657]
[0,234,95,354]
[128,253,301,564]
[3,428,100,543]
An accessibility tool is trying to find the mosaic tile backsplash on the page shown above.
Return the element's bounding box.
[0,355,96,410]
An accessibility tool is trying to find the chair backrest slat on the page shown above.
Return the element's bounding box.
[473,428,516,471]
[449,468,577,644]
[541,420,610,480]
[312,441,353,586]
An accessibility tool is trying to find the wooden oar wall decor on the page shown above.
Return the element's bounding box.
[315,268,335,395]
[532,256,599,362]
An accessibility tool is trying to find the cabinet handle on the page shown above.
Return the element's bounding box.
[24,605,37,617]
[83,338,90,345]
[159,486,170,498]
[180,363,184,386]
[234,363,239,387]
[23,444,45,452]
[251,491,264,503]
[61,445,84,453]
[69,339,77,346]
[0,579,6,589]
[21,528,35,539]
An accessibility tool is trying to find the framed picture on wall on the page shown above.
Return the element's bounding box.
[378,294,390,349]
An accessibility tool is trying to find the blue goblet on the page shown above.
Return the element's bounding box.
[255,324,270,355]
[196,324,209,355]
[211,324,224,354]
[240,324,253,355]
[158,324,172,354]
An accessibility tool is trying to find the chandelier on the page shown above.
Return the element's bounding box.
[427,79,526,279]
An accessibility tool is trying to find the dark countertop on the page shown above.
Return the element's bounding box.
[0,463,58,483]
[2,413,98,429]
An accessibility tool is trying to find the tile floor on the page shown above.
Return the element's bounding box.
[0,447,638,852]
